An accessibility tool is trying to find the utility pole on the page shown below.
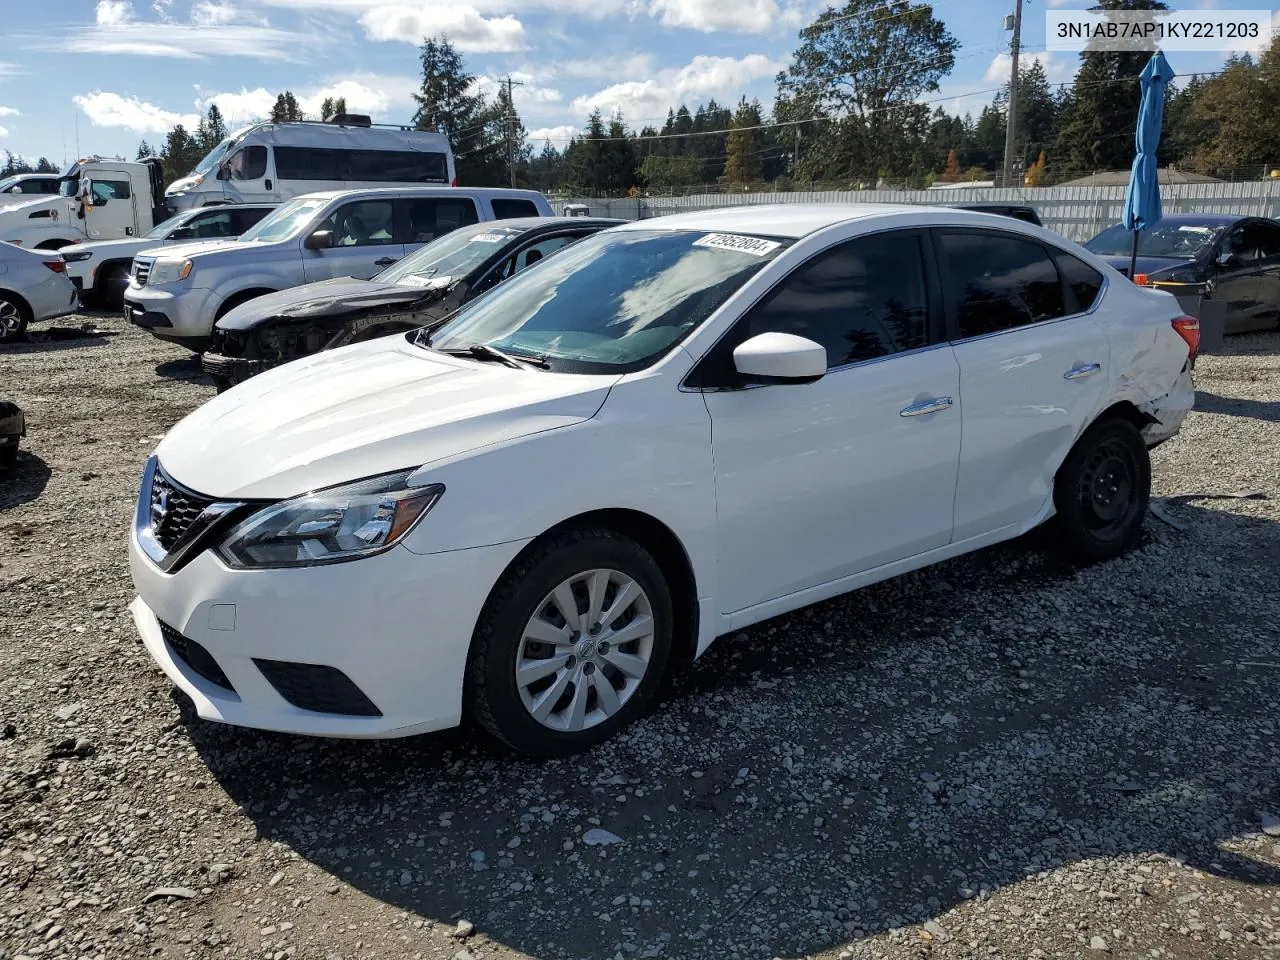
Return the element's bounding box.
[1001,0,1024,189]
[503,75,524,188]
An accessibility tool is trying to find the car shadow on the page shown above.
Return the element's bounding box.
[0,449,52,510]
[0,324,117,353]
[187,500,1280,960]
[1195,389,1280,423]
[154,354,211,385]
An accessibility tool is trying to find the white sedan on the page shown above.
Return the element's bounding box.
[127,205,1197,756]
[0,241,78,342]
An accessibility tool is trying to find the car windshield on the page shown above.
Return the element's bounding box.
[192,138,233,177]
[145,211,195,239]
[425,229,790,373]
[1086,222,1224,259]
[238,197,327,244]
[378,223,527,286]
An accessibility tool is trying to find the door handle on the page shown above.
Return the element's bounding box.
[899,396,953,417]
[1063,362,1102,380]
[374,257,399,266]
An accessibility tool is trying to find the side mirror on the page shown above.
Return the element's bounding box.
[216,162,231,181]
[732,332,826,384]
[304,230,333,251]
[169,226,194,240]
[77,178,92,201]
[1216,251,1238,268]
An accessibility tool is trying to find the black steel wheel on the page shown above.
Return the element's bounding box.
[1051,416,1151,562]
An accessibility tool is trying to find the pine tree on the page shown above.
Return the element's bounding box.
[34,157,57,173]
[320,97,349,122]
[412,37,504,184]
[270,91,304,123]
[136,140,154,160]
[723,98,763,186]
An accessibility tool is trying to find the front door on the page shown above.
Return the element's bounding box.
[302,198,404,283]
[220,146,275,205]
[935,229,1112,541]
[699,231,962,615]
[82,176,138,241]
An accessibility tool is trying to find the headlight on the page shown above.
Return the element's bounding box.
[149,259,193,284]
[218,470,444,569]
[61,250,92,262]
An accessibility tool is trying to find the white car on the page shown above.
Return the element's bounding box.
[123,186,554,351]
[0,241,78,342]
[127,205,1197,756]
[60,203,275,308]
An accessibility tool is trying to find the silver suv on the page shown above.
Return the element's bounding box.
[122,186,554,351]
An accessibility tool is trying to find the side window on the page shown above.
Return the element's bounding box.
[491,198,541,220]
[512,235,572,273]
[938,231,1066,339]
[739,232,930,369]
[347,150,449,183]
[274,146,344,181]
[91,179,132,203]
[188,211,233,238]
[1252,221,1280,260]
[1220,225,1257,263]
[226,145,268,181]
[400,198,480,243]
[232,208,272,233]
[1053,251,1104,313]
[320,200,396,247]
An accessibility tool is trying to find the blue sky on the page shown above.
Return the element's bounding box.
[0,0,1267,170]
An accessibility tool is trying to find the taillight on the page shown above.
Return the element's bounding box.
[1171,315,1200,361]
[43,259,66,274]
[451,178,458,187]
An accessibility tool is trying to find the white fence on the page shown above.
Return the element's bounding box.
[554,180,1280,242]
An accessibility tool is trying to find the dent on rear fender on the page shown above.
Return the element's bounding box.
[1118,362,1195,445]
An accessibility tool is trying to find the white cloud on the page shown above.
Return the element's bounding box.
[554,54,654,80]
[1045,0,1076,6]
[191,1,247,25]
[45,17,313,60]
[471,73,562,106]
[984,51,1072,84]
[0,106,20,118]
[359,4,526,53]
[573,54,782,123]
[196,87,277,124]
[73,91,199,134]
[96,0,133,24]
[648,0,789,33]
[527,125,579,145]
[0,125,8,138]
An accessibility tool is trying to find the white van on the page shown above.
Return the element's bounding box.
[165,117,456,213]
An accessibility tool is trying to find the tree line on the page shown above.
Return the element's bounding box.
[1,152,59,177]
[31,0,1275,194]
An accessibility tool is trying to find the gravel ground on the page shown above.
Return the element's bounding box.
[1,313,1279,960]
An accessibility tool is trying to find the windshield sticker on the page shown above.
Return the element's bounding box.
[692,233,781,256]
[1177,226,1213,235]
[470,233,505,243]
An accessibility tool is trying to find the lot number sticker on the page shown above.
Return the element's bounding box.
[693,233,781,256]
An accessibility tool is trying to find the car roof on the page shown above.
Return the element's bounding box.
[486,216,624,231]
[296,187,549,202]
[186,203,276,212]
[611,203,1054,240]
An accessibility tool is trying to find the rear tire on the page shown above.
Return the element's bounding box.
[1050,417,1151,562]
[0,293,30,343]
[465,527,673,757]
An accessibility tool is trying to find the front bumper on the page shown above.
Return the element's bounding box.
[125,285,222,350]
[201,350,274,384]
[128,518,528,738]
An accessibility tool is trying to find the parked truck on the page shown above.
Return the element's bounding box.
[0,157,167,251]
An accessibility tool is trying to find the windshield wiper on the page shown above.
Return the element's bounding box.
[439,343,550,370]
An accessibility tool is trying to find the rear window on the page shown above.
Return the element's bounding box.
[491,198,541,219]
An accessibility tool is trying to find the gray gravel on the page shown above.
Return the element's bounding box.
[2,314,1279,960]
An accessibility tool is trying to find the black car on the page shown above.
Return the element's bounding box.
[0,401,25,472]
[956,204,1042,226]
[1085,213,1280,335]
[202,216,623,390]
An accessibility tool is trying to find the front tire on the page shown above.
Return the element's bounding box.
[1050,416,1151,562]
[466,527,673,757]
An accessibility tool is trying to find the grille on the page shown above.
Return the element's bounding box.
[159,620,235,692]
[253,660,383,717]
[149,467,217,552]
[132,260,152,286]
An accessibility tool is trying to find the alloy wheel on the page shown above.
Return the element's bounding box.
[515,568,655,732]
[0,299,22,339]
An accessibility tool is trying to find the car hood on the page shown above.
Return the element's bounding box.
[61,237,150,257]
[1097,255,1197,278]
[155,336,618,499]
[216,277,437,331]
[136,238,246,261]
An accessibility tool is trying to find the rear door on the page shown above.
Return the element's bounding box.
[1211,222,1266,333]
[397,196,481,251]
[937,228,1111,542]
[302,198,404,283]
[1237,219,1280,331]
